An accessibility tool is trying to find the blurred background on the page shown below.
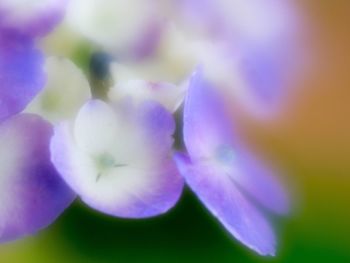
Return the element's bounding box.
[1,1,350,262]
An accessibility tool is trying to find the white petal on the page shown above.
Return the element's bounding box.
[26,57,91,123]
[66,0,158,54]
[109,64,187,112]
[73,100,120,155]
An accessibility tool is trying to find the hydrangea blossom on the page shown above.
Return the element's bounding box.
[0,0,69,120]
[0,114,75,242]
[0,0,296,254]
[63,0,301,116]
[174,69,288,255]
[174,0,301,115]
[51,99,183,218]
[0,0,75,242]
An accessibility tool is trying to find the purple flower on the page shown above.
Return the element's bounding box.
[176,0,301,115]
[0,1,75,242]
[0,114,75,242]
[174,69,289,256]
[51,99,184,218]
[0,0,68,121]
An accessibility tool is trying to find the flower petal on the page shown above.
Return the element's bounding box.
[51,99,183,218]
[0,114,75,243]
[236,39,298,115]
[0,0,67,37]
[183,69,234,161]
[109,64,187,113]
[73,99,124,156]
[0,30,45,121]
[177,0,300,115]
[226,147,289,215]
[174,153,276,256]
[184,69,289,214]
[66,0,161,57]
[26,56,91,123]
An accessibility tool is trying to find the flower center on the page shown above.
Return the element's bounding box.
[95,153,126,182]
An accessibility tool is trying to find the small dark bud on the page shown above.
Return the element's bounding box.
[89,51,114,80]
[89,51,115,100]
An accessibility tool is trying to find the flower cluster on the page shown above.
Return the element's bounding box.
[0,0,301,256]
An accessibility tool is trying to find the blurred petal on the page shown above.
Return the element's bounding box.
[174,153,276,256]
[183,69,234,161]
[225,147,289,215]
[185,69,289,214]
[109,64,187,112]
[0,114,75,242]
[51,99,183,218]
[66,0,161,58]
[178,0,295,47]
[0,31,45,121]
[177,0,300,114]
[26,56,91,123]
[180,69,289,255]
[0,0,68,37]
[235,38,299,116]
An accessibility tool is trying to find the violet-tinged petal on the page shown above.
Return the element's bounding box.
[240,46,284,105]
[223,147,289,215]
[0,114,75,243]
[0,0,68,37]
[236,39,298,114]
[174,153,276,256]
[178,0,300,113]
[51,99,183,218]
[184,69,289,214]
[178,0,296,50]
[183,69,234,161]
[0,30,45,121]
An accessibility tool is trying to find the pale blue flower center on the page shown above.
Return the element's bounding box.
[215,145,236,164]
[95,153,126,182]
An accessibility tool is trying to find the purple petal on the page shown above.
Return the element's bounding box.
[178,0,300,113]
[183,69,234,161]
[226,146,289,215]
[237,39,298,113]
[0,0,68,37]
[51,99,183,218]
[178,0,297,44]
[0,114,75,243]
[174,153,276,256]
[136,100,176,157]
[177,0,225,36]
[184,69,289,214]
[129,22,162,60]
[0,30,45,121]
